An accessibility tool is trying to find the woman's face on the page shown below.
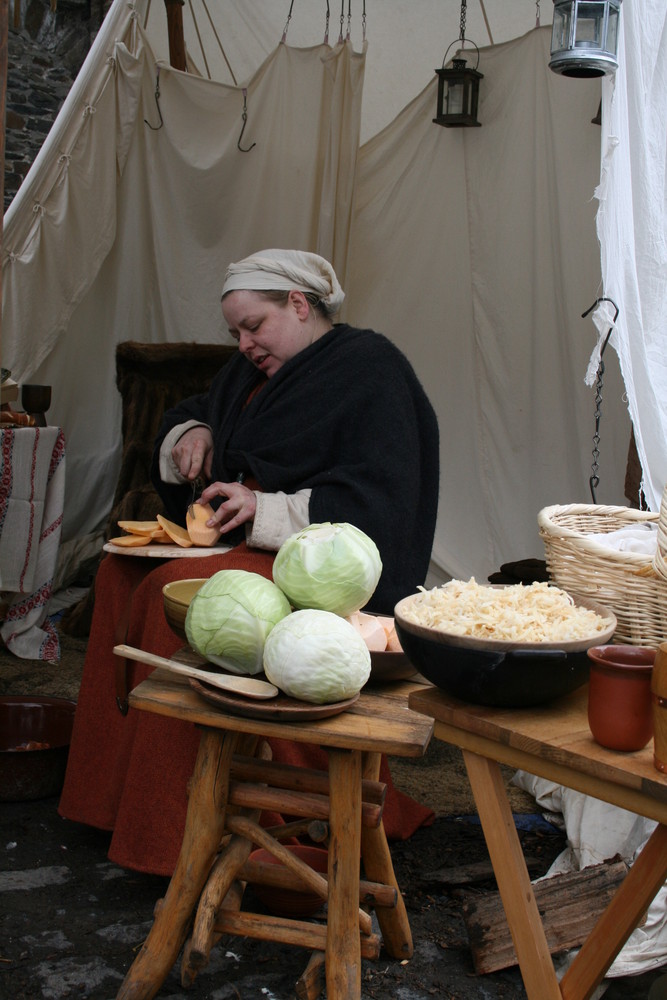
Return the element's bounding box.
[222,289,314,378]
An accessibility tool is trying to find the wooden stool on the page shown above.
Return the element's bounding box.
[116,669,433,999]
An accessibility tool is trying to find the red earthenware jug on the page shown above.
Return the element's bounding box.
[651,641,667,773]
[587,645,655,752]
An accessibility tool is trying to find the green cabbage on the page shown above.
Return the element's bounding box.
[263,609,371,703]
[184,569,292,675]
[272,522,382,617]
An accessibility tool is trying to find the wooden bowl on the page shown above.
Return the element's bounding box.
[246,845,329,917]
[162,578,208,640]
[394,589,617,708]
[0,696,76,801]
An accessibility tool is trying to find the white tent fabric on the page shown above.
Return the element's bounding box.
[2,1,633,589]
[592,1,667,513]
[346,28,628,580]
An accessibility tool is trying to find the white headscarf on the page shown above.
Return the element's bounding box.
[221,249,345,316]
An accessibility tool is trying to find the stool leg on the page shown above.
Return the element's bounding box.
[117,728,246,1000]
[326,748,362,1000]
[360,752,413,960]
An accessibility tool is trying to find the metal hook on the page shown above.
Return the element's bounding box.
[144,67,163,131]
[237,88,256,152]
[582,297,620,503]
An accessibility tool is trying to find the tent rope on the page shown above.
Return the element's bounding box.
[202,0,237,84]
[582,297,620,503]
[188,0,211,79]
[478,0,493,44]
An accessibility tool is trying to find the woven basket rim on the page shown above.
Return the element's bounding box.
[538,504,658,566]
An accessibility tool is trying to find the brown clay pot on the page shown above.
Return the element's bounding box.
[587,645,655,752]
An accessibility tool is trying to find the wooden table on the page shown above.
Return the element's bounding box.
[116,669,433,1000]
[408,684,667,1000]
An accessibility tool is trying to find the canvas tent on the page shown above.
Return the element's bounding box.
[2,0,663,592]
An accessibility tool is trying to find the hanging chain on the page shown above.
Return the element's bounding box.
[362,0,366,41]
[459,0,467,42]
[143,67,163,130]
[281,0,295,43]
[582,297,619,503]
[535,0,541,28]
[237,88,256,152]
[324,0,330,43]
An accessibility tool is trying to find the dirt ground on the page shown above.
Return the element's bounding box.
[1,627,667,999]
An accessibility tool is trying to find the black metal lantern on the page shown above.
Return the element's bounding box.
[433,1,483,129]
[550,0,623,78]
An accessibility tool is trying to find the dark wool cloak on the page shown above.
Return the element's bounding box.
[151,324,439,613]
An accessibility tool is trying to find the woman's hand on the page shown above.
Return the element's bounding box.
[171,427,214,481]
[199,481,258,535]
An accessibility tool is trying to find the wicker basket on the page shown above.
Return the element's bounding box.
[538,503,667,648]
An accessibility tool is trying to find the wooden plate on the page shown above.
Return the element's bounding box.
[103,542,227,558]
[188,678,359,721]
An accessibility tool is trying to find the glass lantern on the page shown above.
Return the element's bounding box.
[550,0,622,77]
[433,58,483,128]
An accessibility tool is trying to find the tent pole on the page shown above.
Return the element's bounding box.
[0,0,8,368]
[163,0,186,71]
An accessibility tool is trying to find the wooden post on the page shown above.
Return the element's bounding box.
[163,0,186,72]
[0,0,8,368]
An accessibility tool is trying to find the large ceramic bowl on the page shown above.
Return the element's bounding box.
[394,589,617,708]
[0,696,76,801]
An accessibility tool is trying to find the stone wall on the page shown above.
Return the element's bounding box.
[4,0,110,211]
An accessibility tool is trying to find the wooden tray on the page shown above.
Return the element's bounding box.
[188,678,359,721]
[172,646,360,720]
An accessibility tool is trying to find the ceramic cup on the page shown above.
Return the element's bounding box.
[587,644,655,752]
[21,384,51,427]
[651,641,667,773]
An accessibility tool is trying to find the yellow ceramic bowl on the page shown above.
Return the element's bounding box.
[162,578,208,640]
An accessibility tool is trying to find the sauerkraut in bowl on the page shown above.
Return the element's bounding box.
[395,580,617,652]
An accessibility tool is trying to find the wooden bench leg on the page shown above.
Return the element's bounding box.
[561,822,667,1000]
[326,748,363,999]
[360,751,413,960]
[462,749,562,1000]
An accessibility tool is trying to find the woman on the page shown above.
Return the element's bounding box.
[59,250,440,876]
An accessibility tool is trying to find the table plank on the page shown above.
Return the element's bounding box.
[408,686,667,818]
[129,673,434,758]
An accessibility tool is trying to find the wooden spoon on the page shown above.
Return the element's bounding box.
[113,644,279,700]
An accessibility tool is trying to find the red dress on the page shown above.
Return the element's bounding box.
[59,544,434,876]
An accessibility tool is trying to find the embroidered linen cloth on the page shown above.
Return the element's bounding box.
[0,426,66,660]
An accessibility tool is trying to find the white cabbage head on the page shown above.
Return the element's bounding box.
[185,569,292,675]
[263,609,371,703]
[272,522,382,618]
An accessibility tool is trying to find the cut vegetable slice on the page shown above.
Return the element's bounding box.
[108,534,153,547]
[156,514,193,548]
[117,520,161,535]
[149,528,171,542]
